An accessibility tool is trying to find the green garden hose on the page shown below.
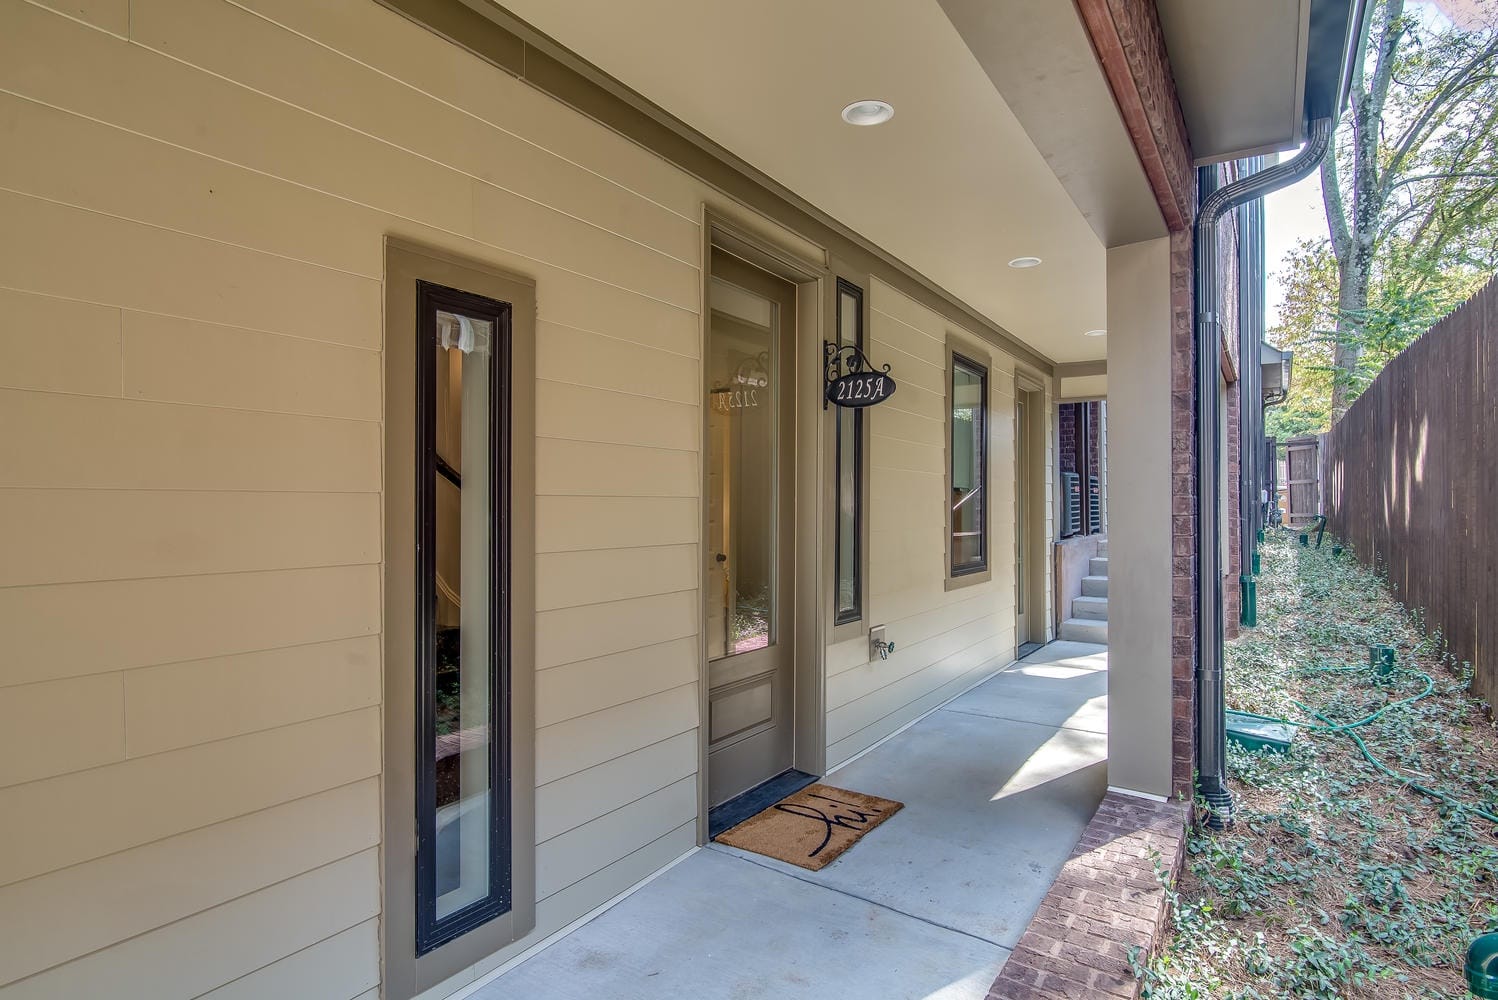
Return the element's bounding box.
[1233,666,1498,828]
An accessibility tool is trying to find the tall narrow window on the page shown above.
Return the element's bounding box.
[950,353,988,575]
[1015,396,1027,615]
[834,279,864,625]
[415,280,511,955]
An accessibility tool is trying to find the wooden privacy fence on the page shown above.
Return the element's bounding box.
[1324,275,1498,708]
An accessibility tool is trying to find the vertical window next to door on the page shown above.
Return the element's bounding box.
[950,354,988,575]
[416,281,512,955]
[834,280,864,625]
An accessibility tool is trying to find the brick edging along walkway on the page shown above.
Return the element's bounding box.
[986,791,1189,1000]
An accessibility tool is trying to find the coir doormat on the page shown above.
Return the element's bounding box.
[714,783,903,871]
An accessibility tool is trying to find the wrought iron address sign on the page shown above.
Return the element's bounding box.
[824,342,898,410]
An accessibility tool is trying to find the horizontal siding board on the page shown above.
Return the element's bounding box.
[131,0,700,263]
[0,850,379,1000]
[536,544,697,611]
[828,629,1009,746]
[536,322,698,405]
[0,287,121,396]
[0,780,378,986]
[0,674,124,787]
[230,0,704,222]
[536,683,698,785]
[0,391,379,492]
[0,490,378,587]
[194,919,379,1000]
[536,775,697,899]
[534,730,697,842]
[535,821,696,911]
[0,565,380,687]
[827,654,1008,769]
[33,0,128,34]
[0,708,380,888]
[536,635,699,727]
[537,439,698,498]
[0,189,380,348]
[537,379,699,453]
[124,636,381,756]
[829,612,1004,712]
[535,590,697,669]
[828,589,995,682]
[123,312,381,419]
[535,496,698,554]
[534,268,701,360]
[472,183,697,311]
[0,90,390,281]
[0,2,473,238]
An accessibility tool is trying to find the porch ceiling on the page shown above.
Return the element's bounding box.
[488,0,1141,365]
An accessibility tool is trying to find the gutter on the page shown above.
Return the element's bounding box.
[1193,117,1334,825]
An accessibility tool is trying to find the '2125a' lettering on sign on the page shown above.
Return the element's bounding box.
[712,389,760,412]
[825,372,897,408]
[836,376,888,402]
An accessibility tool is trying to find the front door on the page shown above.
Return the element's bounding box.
[705,249,797,807]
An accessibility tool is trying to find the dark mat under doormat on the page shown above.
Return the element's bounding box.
[713,783,903,871]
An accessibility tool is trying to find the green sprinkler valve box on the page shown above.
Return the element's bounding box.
[1467,932,1498,999]
[1226,710,1295,754]
[1369,644,1396,677]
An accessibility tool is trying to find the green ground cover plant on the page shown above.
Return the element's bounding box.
[1137,531,1498,999]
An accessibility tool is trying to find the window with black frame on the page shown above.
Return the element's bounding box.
[950,353,988,575]
[835,279,864,625]
[415,280,512,955]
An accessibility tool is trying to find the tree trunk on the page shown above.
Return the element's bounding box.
[1331,259,1369,417]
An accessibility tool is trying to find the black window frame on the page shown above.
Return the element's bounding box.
[413,280,514,956]
[834,278,865,626]
[949,351,989,577]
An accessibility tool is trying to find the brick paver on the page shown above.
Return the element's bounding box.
[985,792,1189,1000]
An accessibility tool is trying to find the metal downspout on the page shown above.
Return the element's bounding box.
[1238,169,1266,613]
[1194,117,1334,825]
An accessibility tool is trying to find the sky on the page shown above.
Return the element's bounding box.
[1264,170,1327,333]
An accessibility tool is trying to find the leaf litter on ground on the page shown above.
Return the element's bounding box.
[1136,531,1498,1000]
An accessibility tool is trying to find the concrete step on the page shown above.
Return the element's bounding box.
[1072,595,1109,621]
[1089,556,1109,577]
[1097,538,1108,557]
[1081,575,1110,598]
[1059,617,1108,644]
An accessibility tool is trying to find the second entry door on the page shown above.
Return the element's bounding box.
[705,249,797,807]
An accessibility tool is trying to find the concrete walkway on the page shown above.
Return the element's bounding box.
[475,641,1108,1000]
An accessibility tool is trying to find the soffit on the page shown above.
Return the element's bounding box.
[1156,0,1312,164]
[491,0,1119,364]
[938,0,1167,248]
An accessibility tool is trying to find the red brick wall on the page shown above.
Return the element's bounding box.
[1059,405,1078,474]
[1168,228,1196,796]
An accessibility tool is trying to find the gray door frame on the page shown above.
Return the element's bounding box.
[697,214,828,841]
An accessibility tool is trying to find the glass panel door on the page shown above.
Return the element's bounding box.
[704,250,797,807]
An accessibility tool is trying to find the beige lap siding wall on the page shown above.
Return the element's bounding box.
[0,1,1040,998]
[0,0,716,996]
[823,280,1052,768]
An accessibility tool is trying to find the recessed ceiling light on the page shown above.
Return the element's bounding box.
[1084,329,1107,337]
[841,100,894,126]
[1007,256,1043,269]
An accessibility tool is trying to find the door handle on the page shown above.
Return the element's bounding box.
[715,553,727,564]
